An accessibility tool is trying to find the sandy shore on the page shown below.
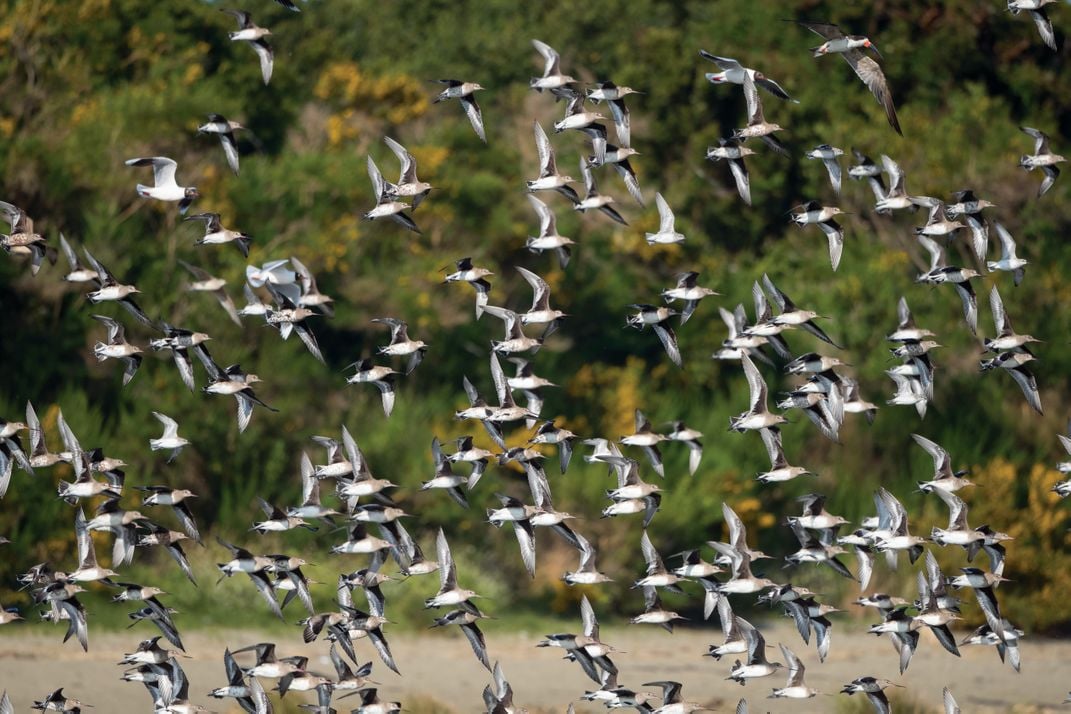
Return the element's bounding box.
[0,622,1065,712]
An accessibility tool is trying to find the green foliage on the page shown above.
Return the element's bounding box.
[2,0,1071,633]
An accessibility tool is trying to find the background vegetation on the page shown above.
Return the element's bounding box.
[2,0,1071,635]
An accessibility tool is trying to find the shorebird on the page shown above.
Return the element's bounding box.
[184,212,252,257]
[501,359,552,429]
[733,74,788,156]
[530,39,575,92]
[805,144,844,195]
[538,595,618,684]
[646,192,686,245]
[135,486,200,541]
[24,402,69,470]
[208,650,259,706]
[148,412,189,464]
[961,619,1023,672]
[645,680,708,714]
[552,89,607,162]
[728,625,783,684]
[630,585,685,631]
[222,9,273,84]
[1019,126,1065,197]
[422,437,471,508]
[849,148,886,202]
[916,235,979,335]
[620,409,668,477]
[364,156,420,232]
[252,497,315,534]
[125,156,199,213]
[699,51,796,101]
[706,598,750,660]
[706,138,755,206]
[373,317,427,375]
[985,286,1040,352]
[444,256,493,318]
[216,541,284,619]
[515,266,566,338]
[841,677,900,714]
[446,435,493,487]
[433,79,486,142]
[600,142,645,205]
[1008,0,1059,50]
[912,434,973,493]
[527,121,579,203]
[149,322,212,392]
[563,531,612,586]
[666,420,704,475]
[288,255,334,316]
[756,426,810,484]
[91,315,142,385]
[197,113,245,175]
[634,530,684,592]
[872,488,925,567]
[586,80,638,148]
[0,203,54,276]
[31,688,90,713]
[730,354,787,432]
[987,223,1028,286]
[798,21,901,135]
[763,273,841,347]
[57,234,98,283]
[529,420,576,474]
[383,136,433,209]
[770,644,817,699]
[84,247,154,328]
[179,260,241,326]
[626,304,682,367]
[575,157,627,224]
[425,528,482,608]
[246,258,296,289]
[346,359,398,417]
[874,154,917,213]
[70,509,117,583]
[526,194,575,269]
[484,305,542,355]
[788,201,846,270]
[431,603,492,671]
[980,348,1043,414]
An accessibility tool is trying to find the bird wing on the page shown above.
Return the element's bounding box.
[728,155,752,206]
[219,133,240,175]
[1008,366,1043,415]
[512,519,536,577]
[654,192,675,233]
[533,120,555,175]
[126,157,179,188]
[1031,9,1057,51]
[943,687,960,714]
[152,411,180,439]
[741,354,767,413]
[516,266,550,312]
[798,21,846,40]
[527,194,555,237]
[531,39,561,77]
[251,39,273,85]
[699,51,742,71]
[653,324,682,368]
[384,136,417,185]
[461,96,487,142]
[843,52,902,135]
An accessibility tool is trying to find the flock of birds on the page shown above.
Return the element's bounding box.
[0,3,1069,713]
